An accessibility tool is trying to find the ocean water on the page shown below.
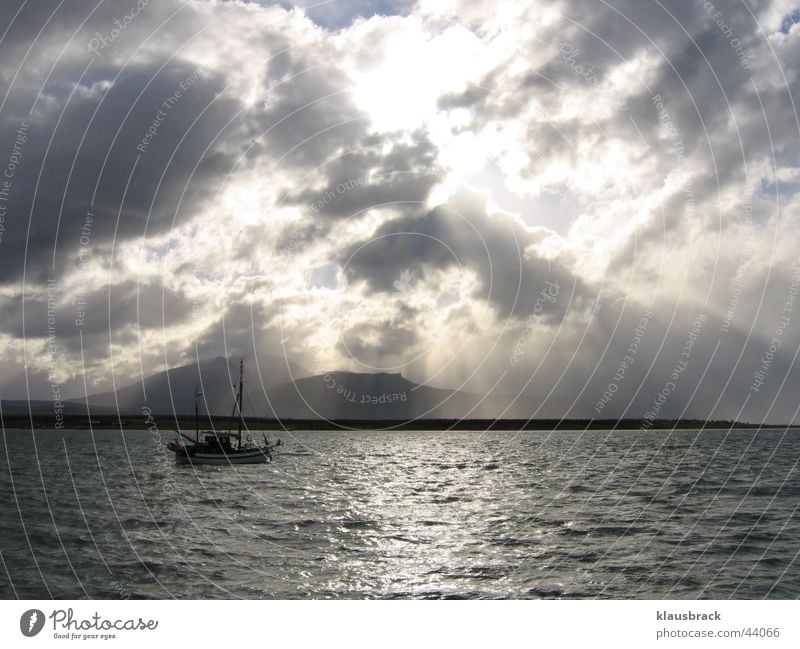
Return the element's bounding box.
[0,427,798,599]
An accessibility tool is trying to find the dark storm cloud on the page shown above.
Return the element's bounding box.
[0,280,194,342]
[341,185,592,322]
[0,0,379,313]
[596,0,797,193]
[0,52,247,285]
[0,0,251,289]
[0,0,391,292]
[444,0,796,222]
[250,45,368,169]
[284,135,442,225]
[255,88,366,169]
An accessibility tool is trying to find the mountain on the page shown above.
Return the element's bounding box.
[75,358,565,420]
[249,371,452,419]
[248,371,561,420]
[73,356,310,415]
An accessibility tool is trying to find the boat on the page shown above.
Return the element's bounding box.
[167,359,281,465]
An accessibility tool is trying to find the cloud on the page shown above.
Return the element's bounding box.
[1,0,799,425]
[340,184,589,323]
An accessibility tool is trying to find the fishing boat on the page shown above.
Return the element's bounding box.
[167,359,281,465]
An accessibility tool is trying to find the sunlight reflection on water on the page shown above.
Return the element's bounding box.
[1,428,798,599]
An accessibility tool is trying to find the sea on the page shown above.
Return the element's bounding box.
[1,427,798,599]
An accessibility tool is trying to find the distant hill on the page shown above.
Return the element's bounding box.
[0,400,117,417]
[71,356,310,415]
[250,371,563,420]
[246,372,446,419]
[251,371,454,419]
[72,359,566,420]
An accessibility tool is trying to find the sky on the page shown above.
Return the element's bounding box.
[0,0,799,422]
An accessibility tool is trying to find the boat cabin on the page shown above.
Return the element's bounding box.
[201,431,238,453]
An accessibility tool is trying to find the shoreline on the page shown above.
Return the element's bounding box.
[1,415,795,431]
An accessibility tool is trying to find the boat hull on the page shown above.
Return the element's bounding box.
[173,448,271,465]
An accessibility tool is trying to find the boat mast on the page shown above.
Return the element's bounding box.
[236,358,244,446]
[194,386,200,444]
